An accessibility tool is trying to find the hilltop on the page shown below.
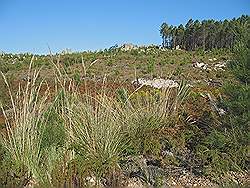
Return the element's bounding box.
[0,45,232,105]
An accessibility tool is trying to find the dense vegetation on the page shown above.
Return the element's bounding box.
[0,15,249,187]
[160,15,249,50]
[192,42,249,182]
[0,46,232,108]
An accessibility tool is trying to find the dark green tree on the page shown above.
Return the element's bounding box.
[160,15,250,51]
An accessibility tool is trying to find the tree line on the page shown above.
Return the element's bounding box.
[160,15,249,51]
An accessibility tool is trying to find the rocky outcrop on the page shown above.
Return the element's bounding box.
[121,44,138,51]
[132,78,179,89]
[192,60,228,71]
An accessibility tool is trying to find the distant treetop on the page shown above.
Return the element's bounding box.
[160,15,250,51]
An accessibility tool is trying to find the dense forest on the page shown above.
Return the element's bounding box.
[160,15,249,50]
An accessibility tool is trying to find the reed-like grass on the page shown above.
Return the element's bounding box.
[0,57,190,187]
[0,60,71,187]
[122,81,190,155]
[0,61,52,186]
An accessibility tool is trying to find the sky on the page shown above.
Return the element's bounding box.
[0,0,249,54]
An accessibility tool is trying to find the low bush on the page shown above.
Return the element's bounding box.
[194,42,249,183]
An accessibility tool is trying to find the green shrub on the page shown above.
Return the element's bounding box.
[146,58,155,74]
[126,82,190,156]
[159,59,168,66]
[116,87,128,103]
[170,59,175,64]
[230,43,250,83]
[174,66,182,76]
[194,41,250,182]
[0,69,69,187]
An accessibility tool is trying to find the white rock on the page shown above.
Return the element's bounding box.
[121,43,138,51]
[214,62,226,68]
[133,78,179,89]
[193,62,209,70]
[86,176,96,186]
[196,62,205,68]
[162,150,174,156]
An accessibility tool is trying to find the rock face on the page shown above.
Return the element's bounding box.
[132,78,179,89]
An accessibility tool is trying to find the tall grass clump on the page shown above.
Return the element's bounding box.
[0,64,51,186]
[0,60,70,187]
[63,80,190,186]
[123,81,190,156]
[65,93,128,186]
[50,57,129,186]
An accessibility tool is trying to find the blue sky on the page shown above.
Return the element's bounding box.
[0,0,249,54]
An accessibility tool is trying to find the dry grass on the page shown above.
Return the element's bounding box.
[0,56,190,187]
[0,60,52,185]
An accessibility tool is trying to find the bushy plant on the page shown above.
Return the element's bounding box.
[66,93,129,186]
[146,58,155,74]
[195,41,250,183]
[230,43,250,83]
[125,81,190,156]
[0,63,72,187]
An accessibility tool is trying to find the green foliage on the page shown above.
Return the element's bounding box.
[0,150,30,188]
[230,43,250,83]
[222,84,249,116]
[146,58,155,74]
[73,70,82,84]
[194,39,250,182]
[174,66,182,76]
[159,60,167,66]
[129,114,163,156]
[41,107,66,149]
[67,94,129,184]
[127,83,190,156]
[170,59,175,64]
[160,15,250,51]
[116,87,128,103]
[0,71,69,187]
[0,61,11,73]
[107,60,114,66]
